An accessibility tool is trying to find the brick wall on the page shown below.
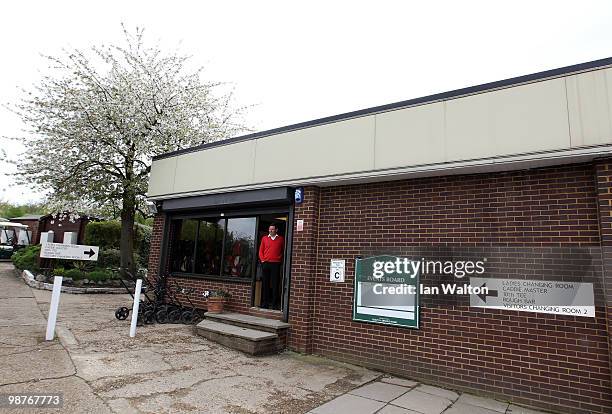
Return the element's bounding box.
[287,187,320,352]
[594,159,612,401]
[147,213,165,282]
[289,163,611,414]
[165,275,251,313]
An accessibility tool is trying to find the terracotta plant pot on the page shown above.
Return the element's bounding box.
[207,297,225,313]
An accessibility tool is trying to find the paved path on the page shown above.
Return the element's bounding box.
[0,263,110,413]
[0,264,377,413]
[0,264,553,413]
[308,371,550,414]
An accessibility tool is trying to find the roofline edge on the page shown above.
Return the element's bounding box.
[152,56,612,161]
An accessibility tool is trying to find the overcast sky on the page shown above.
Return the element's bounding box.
[1,0,611,204]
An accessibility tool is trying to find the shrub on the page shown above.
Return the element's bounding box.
[135,223,152,267]
[55,259,74,269]
[64,268,85,280]
[53,267,66,277]
[87,270,112,282]
[84,221,152,269]
[11,245,40,271]
[72,260,94,272]
[207,289,231,298]
[84,220,121,249]
[98,248,121,268]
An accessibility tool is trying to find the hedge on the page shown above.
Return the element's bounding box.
[84,221,122,249]
[84,221,151,268]
[11,245,41,271]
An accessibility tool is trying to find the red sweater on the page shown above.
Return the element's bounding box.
[259,235,284,263]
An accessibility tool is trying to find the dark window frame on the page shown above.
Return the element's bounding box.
[168,206,289,283]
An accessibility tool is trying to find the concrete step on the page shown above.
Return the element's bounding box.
[205,312,289,334]
[248,306,284,320]
[195,319,281,356]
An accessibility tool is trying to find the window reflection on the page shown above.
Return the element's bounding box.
[170,219,198,273]
[223,218,256,277]
[169,216,269,279]
[195,219,224,275]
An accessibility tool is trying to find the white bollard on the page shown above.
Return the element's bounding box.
[129,279,143,338]
[45,276,63,341]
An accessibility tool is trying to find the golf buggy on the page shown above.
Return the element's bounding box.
[0,221,31,260]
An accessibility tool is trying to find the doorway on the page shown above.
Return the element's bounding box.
[253,214,288,311]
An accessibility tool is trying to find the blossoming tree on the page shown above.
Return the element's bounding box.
[5,26,248,275]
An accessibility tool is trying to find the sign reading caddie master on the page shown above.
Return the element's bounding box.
[353,255,419,328]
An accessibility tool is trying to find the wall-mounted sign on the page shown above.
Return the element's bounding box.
[469,277,595,317]
[40,242,99,261]
[353,255,419,329]
[294,187,304,205]
[296,219,304,231]
[330,259,345,283]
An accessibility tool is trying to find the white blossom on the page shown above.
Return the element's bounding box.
[3,25,249,273]
[4,25,249,217]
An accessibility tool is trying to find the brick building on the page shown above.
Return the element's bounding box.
[10,213,96,245]
[146,58,612,413]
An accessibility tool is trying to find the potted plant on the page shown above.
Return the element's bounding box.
[206,289,231,313]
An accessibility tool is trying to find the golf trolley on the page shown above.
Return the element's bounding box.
[114,269,204,325]
[152,277,204,324]
[113,268,159,325]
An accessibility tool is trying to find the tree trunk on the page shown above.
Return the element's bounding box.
[120,192,136,278]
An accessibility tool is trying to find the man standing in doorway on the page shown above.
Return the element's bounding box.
[258,223,284,309]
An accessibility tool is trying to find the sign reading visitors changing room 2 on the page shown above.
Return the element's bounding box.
[353,255,419,328]
[470,277,595,317]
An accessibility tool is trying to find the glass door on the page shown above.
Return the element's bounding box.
[252,214,289,311]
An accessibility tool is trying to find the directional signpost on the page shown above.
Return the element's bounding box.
[40,242,99,261]
[469,277,595,317]
[40,242,99,342]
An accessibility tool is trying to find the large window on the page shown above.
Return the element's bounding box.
[195,219,224,275]
[170,219,198,273]
[223,218,256,277]
[170,216,258,279]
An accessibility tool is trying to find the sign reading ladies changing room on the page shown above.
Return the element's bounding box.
[469,277,595,317]
[353,255,419,329]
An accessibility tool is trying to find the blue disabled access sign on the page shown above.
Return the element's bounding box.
[353,255,420,329]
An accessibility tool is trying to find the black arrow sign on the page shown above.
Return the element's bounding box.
[477,283,498,303]
[84,248,95,258]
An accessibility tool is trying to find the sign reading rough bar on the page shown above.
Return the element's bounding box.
[469,277,595,317]
[353,255,419,328]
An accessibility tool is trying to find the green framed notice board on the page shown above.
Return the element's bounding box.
[353,255,420,329]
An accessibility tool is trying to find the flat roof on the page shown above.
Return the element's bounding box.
[153,56,612,161]
[10,215,43,220]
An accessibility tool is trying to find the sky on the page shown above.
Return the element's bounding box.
[1,0,612,204]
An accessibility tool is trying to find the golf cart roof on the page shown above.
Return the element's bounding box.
[0,222,29,229]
